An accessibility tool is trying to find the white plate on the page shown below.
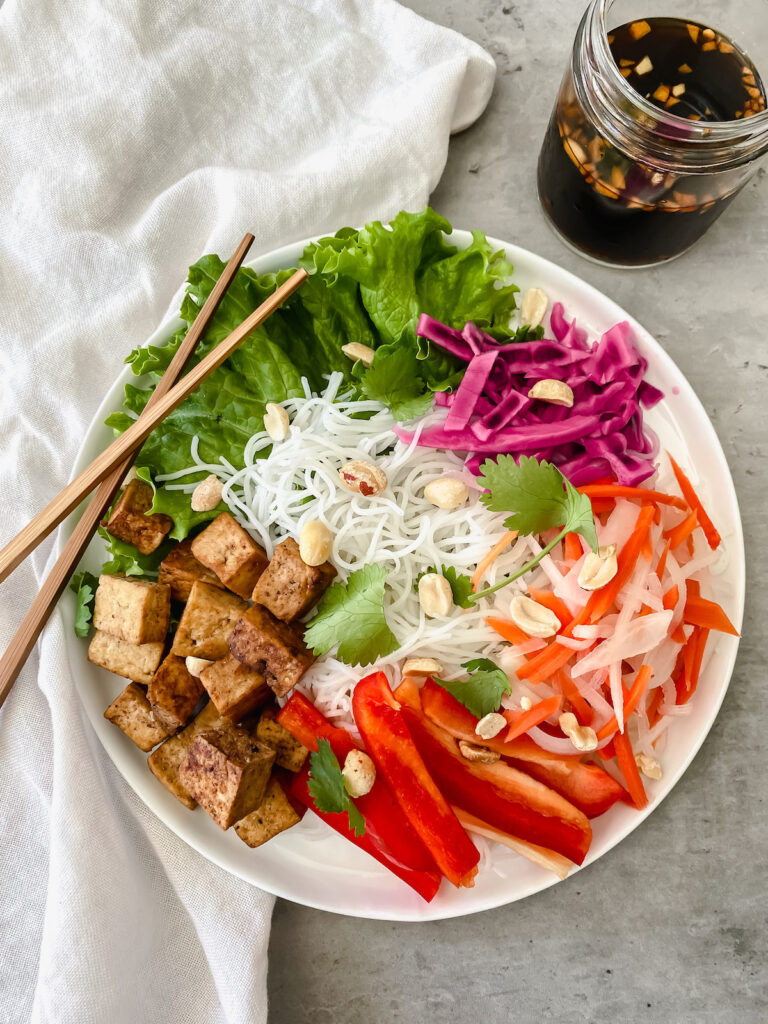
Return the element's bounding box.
[58,231,745,921]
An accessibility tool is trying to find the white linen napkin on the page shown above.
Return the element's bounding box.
[0,2,495,1021]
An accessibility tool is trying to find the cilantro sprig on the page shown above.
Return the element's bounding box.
[308,739,365,837]
[304,565,400,667]
[440,659,512,718]
[415,564,474,609]
[467,456,598,604]
[357,343,435,422]
[69,571,99,638]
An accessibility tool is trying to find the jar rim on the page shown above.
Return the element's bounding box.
[590,0,768,158]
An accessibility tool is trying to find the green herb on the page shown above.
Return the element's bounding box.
[507,323,545,343]
[415,565,474,609]
[468,456,598,603]
[357,343,434,422]
[439,658,511,718]
[69,571,99,638]
[307,738,365,837]
[304,565,400,667]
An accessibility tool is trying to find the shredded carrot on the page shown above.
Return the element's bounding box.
[556,670,593,726]
[586,504,656,624]
[655,539,671,582]
[596,665,653,740]
[670,623,687,644]
[595,738,616,761]
[676,628,710,704]
[564,532,583,562]
[591,498,616,516]
[683,594,739,635]
[647,686,665,727]
[640,533,654,561]
[664,509,698,551]
[503,696,562,741]
[683,626,700,690]
[662,585,679,611]
[485,616,530,646]
[471,530,518,591]
[578,484,688,510]
[614,730,648,809]
[527,587,573,627]
[667,452,721,550]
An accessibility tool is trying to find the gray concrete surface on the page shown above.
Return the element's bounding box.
[268,3,768,1022]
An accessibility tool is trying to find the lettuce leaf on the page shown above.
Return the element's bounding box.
[102,208,520,567]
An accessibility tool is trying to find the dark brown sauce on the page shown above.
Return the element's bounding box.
[537,17,767,265]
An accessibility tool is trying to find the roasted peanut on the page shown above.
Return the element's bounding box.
[263,403,290,442]
[342,750,376,797]
[341,342,376,368]
[299,520,333,566]
[418,573,454,617]
[338,460,388,497]
[509,594,561,638]
[190,474,223,512]
[527,379,574,407]
[423,477,469,510]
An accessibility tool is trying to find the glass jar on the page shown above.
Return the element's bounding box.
[537,0,768,266]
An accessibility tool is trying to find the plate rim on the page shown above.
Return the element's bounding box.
[58,229,745,921]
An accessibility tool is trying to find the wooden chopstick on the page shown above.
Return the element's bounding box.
[0,265,307,586]
[0,233,261,708]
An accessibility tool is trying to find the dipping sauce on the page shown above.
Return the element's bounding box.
[537,16,768,266]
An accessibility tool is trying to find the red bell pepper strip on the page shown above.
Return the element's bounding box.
[667,452,721,550]
[683,594,739,636]
[287,770,441,903]
[351,672,480,888]
[278,692,439,875]
[419,678,622,818]
[396,681,592,864]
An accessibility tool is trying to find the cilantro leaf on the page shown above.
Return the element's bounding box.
[307,739,366,837]
[304,565,400,666]
[415,565,474,609]
[69,571,99,638]
[439,658,511,719]
[478,454,598,550]
[468,456,597,603]
[508,323,545,343]
[358,342,434,421]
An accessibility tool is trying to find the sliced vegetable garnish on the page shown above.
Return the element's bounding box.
[307,739,366,837]
[304,565,399,666]
[666,452,721,550]
[438,658,511,719]
[467,456,597,603]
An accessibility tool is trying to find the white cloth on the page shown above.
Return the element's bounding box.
[0,2,494,1022]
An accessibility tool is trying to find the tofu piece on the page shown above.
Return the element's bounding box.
[158,538,224,603]
[147,653,205,734]
[179,729,275,829]
[228,604,315,698]
[103,479,173,555]
[104,682,169,751]
[88,630,165,685]
[234,778,301,848]
[171,581,246,660]
[200,653,272,723]
[190,513,269,599]
[147,701,225,808]
[255,706,308,772]
[252,537,337,622]
[93,573,171,645]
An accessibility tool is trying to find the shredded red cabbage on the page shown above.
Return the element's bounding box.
[402,305,663,486]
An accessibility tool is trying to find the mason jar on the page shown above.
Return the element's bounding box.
[537,0,768,266]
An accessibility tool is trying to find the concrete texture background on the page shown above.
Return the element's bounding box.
[268,3,768,1022]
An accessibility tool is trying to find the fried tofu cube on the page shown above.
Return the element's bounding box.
[199,652,272,723]
[158,538,224,603]
[252,537,336,622]
[179,729,275,829]
[93,573,170,645]
[171,581,247,660]
[88,630,165,685]
[234,778,301,848]
[255,707,308,772]
[190,513,269,599]
[147,701,225,808]
[147,653,205,734]
[228,604,315,698]
[104,479,173,555]
[104,682,169,751]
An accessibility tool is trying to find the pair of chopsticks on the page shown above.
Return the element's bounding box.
[0,234,308,708]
